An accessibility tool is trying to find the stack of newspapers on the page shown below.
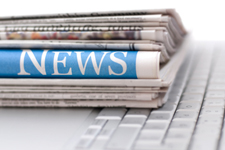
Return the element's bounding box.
[0,9,186,108]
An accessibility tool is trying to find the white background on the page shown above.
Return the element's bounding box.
[0,0,224,40]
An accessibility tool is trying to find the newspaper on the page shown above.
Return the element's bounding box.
[0,9,186,34]
[0,15,173,24]
[0,78,165,87]
[0,38,187,88]
[0,30,168,41]
[0,25,181,44]
[0,30,176,53]
[0,40,170,63]
[0,92,159,101]
[0,40,160,50]
[0,85,162,90]
[0,15,184,43]
[0,88,167,93]
[0,50,160,79]
[0,15,182,45]
[0,14,160,21]
[0,9,187,108]
[1,21,183,42]
[0,98,162,108]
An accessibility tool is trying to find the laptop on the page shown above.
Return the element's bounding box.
[0,38,224,150]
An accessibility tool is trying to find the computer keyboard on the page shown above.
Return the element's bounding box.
[66,43,225,150]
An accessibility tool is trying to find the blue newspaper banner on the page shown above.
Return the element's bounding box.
[0,49,138,79]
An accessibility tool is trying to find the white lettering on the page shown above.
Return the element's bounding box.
[108,52,127,75]
[18,49,48,75]
[52,52,72,75]
[75,52,108,75]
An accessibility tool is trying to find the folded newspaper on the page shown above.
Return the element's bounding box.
[0,9,186,108]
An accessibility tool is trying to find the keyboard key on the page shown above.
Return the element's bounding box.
[192,70,209,75]
[180,94,203,102]
[125,108,150,118]
[200,107,224,116]
[211,73,225,78]
[96,108,127,120]
[208,84,225,90]
[210,78,225,83]
[192,70,209,79]
[195,66,210,70]
[97,120,120,139]
[166,94,180,104]
[164,141,189,150]
[173,111,198,121]
[193,134,220,140]
[175,74,186,81]
[165,130,192,140]
[89,119,107,128]
[134,141,166,150]
[214,67,225,72]
[194,126,220,136]
[168,87,183,95]
[177,103,201,111]
[196,123,222,130]
[143,122,168,131]
[151,103,176,113]
[214,66,225,71]
[138,130,164,142]
[190,75,208,80]
[119,117,146,127]
[184,87,205,94]
[90,138,108,150]
[147,113,171,122]
[76,138,93,148]
[82,128,101,138]
[187,79,207,87]
[203,99,225,107]
[98,129,115,140]
[206,91,225,98]
[189,137,218,150]
[170,121,195,130]
[106,126,141,149]
[172,81,185,89]
[198,116,223,125]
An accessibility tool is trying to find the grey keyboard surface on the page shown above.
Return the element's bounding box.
[65,43,225,150]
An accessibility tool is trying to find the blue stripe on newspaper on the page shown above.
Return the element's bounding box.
[0,49,138,79]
